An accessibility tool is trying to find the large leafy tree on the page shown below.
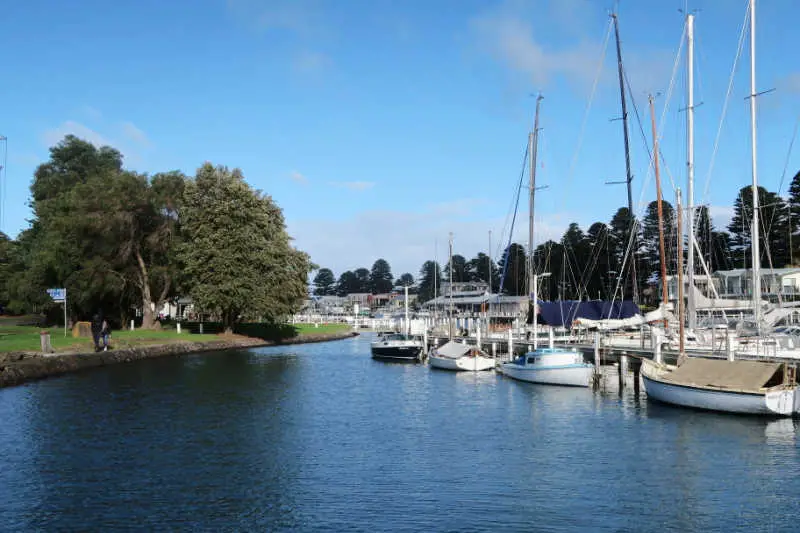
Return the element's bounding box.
[313,268,336,296]
[609,207,643,301]
[369,259,393,294]
[0,233,11,310]
[417,260,442,303]
[180,163,311,332]
[585,222,616,300]
[787,170,800,265]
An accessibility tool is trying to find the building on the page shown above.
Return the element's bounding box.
[713,268,800,299]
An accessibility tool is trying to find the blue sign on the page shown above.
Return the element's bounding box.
[47,288,66,302]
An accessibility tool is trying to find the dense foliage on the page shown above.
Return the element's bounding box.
[2,136,311,329]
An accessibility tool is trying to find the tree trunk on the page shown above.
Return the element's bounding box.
[135,248,157,329]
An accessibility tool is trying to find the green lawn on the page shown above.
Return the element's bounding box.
[293,323,351,335]
[0,324,203,354]
[0,320,351,354]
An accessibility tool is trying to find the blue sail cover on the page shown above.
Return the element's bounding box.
[536,300,640,327]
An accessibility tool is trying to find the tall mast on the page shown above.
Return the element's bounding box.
[676,188,685,358]
[530,95,542,344]
[612,14,637,304]
[649,95,669,329]
[448,232,454,340]
[749,0,761,328]
[686,14,697,329]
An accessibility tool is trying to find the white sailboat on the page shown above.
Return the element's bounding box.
[500,95,594,387]
[429,340,496,371]
[641,4,800,416]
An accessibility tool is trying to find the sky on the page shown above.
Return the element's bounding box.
[1,0,799,280]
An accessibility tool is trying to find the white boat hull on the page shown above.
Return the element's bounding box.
[641,360,796,416]
[429,354,495,372]
[501,363,593,387]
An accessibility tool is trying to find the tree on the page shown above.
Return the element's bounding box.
[729,185,789,268]
[180,163,311,332]
[467,252,499,291]
[444,254,468,283]
[560,223,591,300]
[609,207,643,301]
[497,243,526,296]
[369,259,393,294]
[313,268,336,296]
[395,272,415,287]
[336,271,359,296]
[641,200,675,285]
[417,260,442,303]
[586,222,616,299]
[354,268,370,293]
[787,170,800,264]
[0,233,11,310]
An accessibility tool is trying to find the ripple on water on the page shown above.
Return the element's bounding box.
[1,333,798,532]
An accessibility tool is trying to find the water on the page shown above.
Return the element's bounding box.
[1,333,798,532]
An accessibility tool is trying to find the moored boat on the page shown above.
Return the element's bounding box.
[501,347,593,387]
[428,340,495,371]
[641,358,798,416]
[370,333,423,362]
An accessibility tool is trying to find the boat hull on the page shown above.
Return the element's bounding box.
[501,363,593,387]
[429,354,495,371]
[641,360,796,416]
[370,345,422,361]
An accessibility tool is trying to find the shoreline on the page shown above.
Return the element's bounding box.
[0,330,358,389]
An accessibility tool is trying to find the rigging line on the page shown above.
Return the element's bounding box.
[495,141,531,263]
[700,0,750,204]
[763,112,800,255]
[565,18,613,188]
[498,141,530,295]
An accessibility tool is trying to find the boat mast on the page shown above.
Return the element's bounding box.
[448,232,454,340]
[686,14,697,329]
[649,95,669,329]
[676,188,685,359]
[529,95,543,349]
[749,0,762,329]
[404,284,410,336]
[612,13,637,304]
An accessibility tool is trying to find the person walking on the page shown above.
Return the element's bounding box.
[101,318,111,351]
[91,312,103,352]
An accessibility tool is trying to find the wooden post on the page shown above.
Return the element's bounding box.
[593,333,601,388]
[508,328,514,359]
[619,354,629,391]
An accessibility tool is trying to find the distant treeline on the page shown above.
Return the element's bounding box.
[314,171,800,304]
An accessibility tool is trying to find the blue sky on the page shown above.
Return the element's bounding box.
[1,0,799,279]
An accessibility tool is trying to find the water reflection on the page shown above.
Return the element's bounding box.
[1,333,798,531]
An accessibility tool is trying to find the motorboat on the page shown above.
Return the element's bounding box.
[501,347,593,387]
[428,340,495,371]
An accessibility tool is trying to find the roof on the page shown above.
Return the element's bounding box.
[661,358,783,392]
[714,268,800,277]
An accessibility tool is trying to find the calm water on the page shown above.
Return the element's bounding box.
[1,333,799,532]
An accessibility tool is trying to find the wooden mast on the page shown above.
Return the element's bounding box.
[649,95,669,329]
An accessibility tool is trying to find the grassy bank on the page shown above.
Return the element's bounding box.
[0,321,351,354]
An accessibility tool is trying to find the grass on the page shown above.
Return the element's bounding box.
[0,321,351,354]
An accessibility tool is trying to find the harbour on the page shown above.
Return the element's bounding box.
[2,333,797,531]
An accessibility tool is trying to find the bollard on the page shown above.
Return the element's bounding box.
[619,354,629,391]
[177,323,182,334]
[593,333,600,381]
[130,320,135,331]
[40,331,53,354]
[508,328,514,360]
[199,323,204,334]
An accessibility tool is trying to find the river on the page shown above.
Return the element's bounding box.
[1,333,798,531]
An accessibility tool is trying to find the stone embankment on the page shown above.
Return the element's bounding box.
[0,330,358,388]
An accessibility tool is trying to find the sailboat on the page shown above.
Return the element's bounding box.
[429,233,495,371]
[641,4,800,416]
[500,95,595,387]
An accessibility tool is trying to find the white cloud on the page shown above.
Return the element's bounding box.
[329,181,375,191]
[120,121,151,147]
[709,205,735,230]
[43,121,111,149]
[290,170,308,184]
[81,105,103,121]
